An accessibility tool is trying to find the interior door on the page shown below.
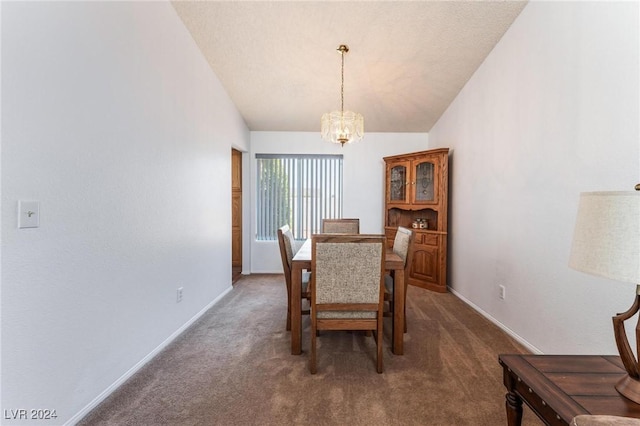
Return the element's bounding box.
[231,149,242,283]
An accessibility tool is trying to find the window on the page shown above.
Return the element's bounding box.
[256,154,343,240]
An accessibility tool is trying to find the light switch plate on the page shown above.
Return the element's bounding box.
[18,200,40,228]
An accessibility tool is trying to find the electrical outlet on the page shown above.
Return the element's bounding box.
[499,285,506,300]
[177,287,183,303]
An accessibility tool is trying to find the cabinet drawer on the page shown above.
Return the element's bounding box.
[419,233,438,246]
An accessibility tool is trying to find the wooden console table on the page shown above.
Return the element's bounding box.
[499,354,640,425]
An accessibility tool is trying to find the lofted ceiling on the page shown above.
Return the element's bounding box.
[171,1,528,133]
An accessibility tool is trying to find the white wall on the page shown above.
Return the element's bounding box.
[249,132,427,273]
[1,2,249,425]
[429,1,639,354]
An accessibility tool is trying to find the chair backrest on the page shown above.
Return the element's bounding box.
[321,218,360,234]
[311,234,385,316]
[277,225,296,286]
[393,226,416,276]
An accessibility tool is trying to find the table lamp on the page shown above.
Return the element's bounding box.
[569,186,640,404]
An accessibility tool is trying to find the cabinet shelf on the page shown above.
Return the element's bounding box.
[387,207,438,231]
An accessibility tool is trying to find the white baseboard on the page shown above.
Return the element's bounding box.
[66,286,233,426]
[448,287,543,355]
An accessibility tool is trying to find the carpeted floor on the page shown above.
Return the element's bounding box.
[79,274,538,425]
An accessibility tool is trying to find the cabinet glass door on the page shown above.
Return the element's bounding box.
[414,160,436,203]
[389,164,408,202]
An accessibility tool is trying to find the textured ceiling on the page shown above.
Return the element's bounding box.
[172,1,527,133]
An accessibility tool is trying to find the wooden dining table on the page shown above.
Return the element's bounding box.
[290,238,407,355]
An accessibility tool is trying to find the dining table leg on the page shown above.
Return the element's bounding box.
[392,268,405,355]
[291,262,303,355]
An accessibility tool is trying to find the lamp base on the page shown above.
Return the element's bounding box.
[612,286,640,405]
[616,375,640,404]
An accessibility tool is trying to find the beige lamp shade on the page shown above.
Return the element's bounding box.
[569,191,640,284]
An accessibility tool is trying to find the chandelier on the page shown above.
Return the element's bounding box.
[321,45,364,146]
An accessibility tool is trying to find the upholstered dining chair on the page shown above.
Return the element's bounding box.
[321,218,360,234]
[383,226,415,333]
[277,225,311,331]
[310,234,386,374]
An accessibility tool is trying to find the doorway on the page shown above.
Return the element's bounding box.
[231,149,242,283]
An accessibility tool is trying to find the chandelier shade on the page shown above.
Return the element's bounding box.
[321,110,364,146]
[321,45,364,146]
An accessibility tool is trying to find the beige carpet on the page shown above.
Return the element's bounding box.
[79,274,538,425]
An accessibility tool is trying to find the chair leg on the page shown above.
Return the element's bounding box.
[403,282,408,333]
[376,317,383,373]
[286,284,292,331]
[310,320,317,374]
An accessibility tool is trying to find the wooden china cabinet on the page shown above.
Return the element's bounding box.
[383,148,449,293]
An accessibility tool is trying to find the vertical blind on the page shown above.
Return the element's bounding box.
[256,154,343,240]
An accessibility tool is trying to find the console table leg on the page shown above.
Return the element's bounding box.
[505,391,523,426]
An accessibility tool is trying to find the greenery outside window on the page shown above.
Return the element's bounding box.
[256,154,343,240]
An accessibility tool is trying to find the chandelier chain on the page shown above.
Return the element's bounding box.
[340,50,345,115]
